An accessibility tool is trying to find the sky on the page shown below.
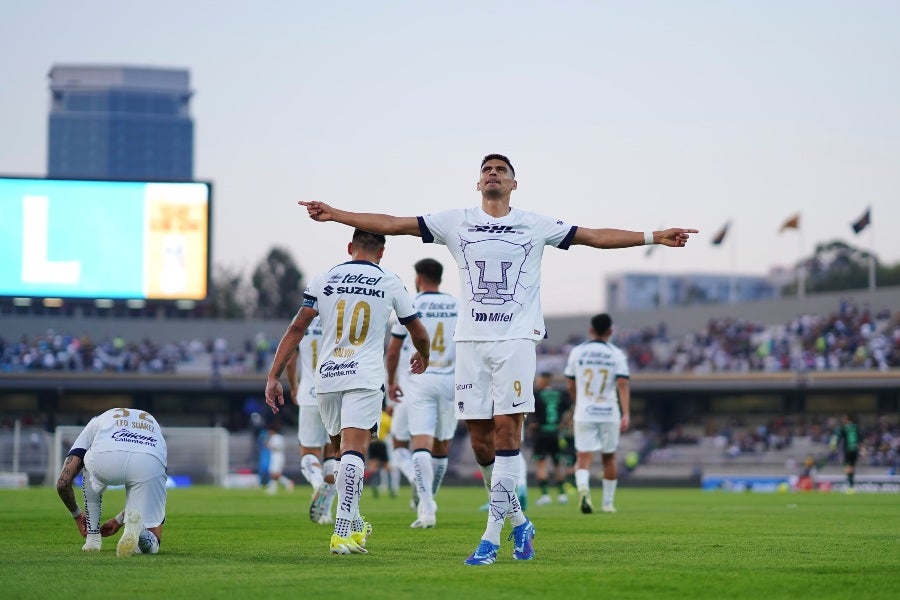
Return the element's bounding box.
[2,1,898,315]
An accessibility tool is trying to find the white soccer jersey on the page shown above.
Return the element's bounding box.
[418,207,576,341]
[296,316,324,407]
[68,407,168,467]
[391,291,458,375]
[303,260,418,393]
[389,319,414,394]
[564,340,630,423]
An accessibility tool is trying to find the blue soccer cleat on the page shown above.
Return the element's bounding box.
[509,517,536,560]
[464,539,500,566]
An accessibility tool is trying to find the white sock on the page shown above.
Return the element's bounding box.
[431,456,449,497]
[300,454,324,488]
[575,469,590,493]
[602,478,617,506]
[334,452,365,538]
[483,454,524,544]
[81,472,103,535]
[412,449,435,513]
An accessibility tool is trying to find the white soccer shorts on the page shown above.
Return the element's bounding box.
[574,420,621,454]
[317,388,383,437]
[83,450,167,528]
[297,405,329,448]
[389,400,411,442]
[406,371,457,441]
[453,339,537,420]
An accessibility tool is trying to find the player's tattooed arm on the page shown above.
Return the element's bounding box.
[56,454,84,513]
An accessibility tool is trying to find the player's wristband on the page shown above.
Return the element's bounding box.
[70,507,82,518]
[644,231,654,245]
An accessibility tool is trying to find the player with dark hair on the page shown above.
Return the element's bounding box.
[56,407,167,556]
[529,372,572,506]
[565,313,630,514]
[265,229,430,555]
[833,413,861,492]
[387,257,459,528]
[300,154,696,564]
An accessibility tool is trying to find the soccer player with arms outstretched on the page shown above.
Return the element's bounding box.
[300,154,696,564]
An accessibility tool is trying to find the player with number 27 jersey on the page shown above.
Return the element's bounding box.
[563,340,630,422]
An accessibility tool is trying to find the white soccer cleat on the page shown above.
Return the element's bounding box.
[557,493,569,505]
[601,504,616,513]
[82,534,102,552]
[535,494,552,506]
[410,513,436,529]
[116,511,142,557]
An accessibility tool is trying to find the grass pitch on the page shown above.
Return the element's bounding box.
[1,485,898,600]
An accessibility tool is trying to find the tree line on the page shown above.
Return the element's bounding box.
[208,240,900,319]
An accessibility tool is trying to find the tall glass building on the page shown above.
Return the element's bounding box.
[47,65,193,181]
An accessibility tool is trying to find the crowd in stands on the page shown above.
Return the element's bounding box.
[0,332,260,375]
[640,414,900,474]
[3,300,899,376]
[538,299,900,375]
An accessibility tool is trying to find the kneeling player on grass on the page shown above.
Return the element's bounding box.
[56,407,167,556]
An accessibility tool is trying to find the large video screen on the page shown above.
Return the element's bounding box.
[0,177,211,301]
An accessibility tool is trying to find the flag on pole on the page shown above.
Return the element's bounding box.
[711,221,729,246]
[779,213,800,233]
[851,207,871,234]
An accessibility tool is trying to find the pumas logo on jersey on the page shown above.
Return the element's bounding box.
[472,309,513,323]
[457,401,465,413]
[467,225,518,234]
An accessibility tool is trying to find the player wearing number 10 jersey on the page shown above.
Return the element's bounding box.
[265,229,430,555]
